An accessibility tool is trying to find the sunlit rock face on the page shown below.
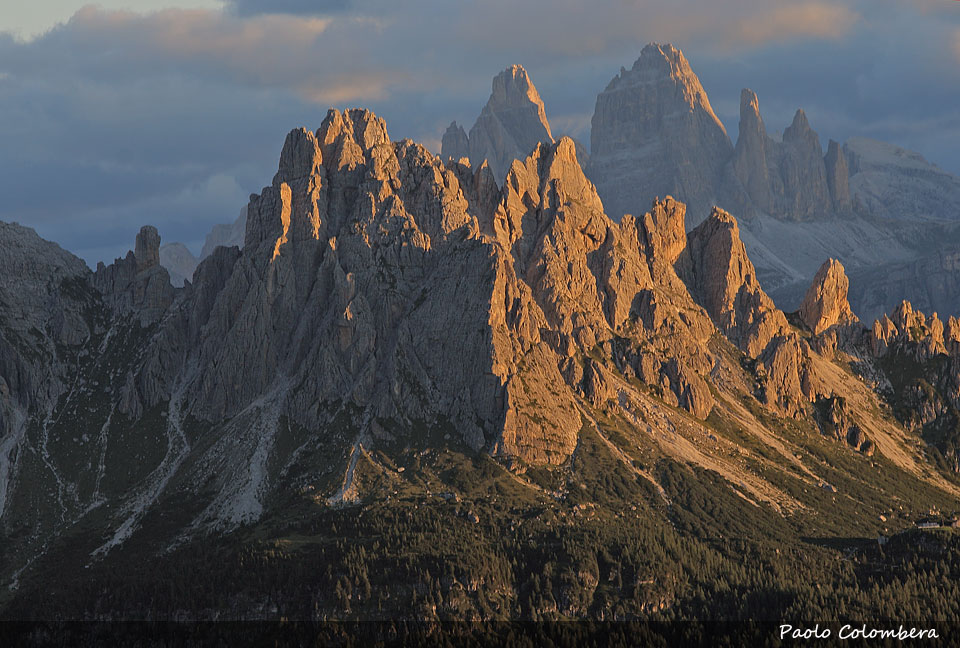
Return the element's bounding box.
[799,259,858,335]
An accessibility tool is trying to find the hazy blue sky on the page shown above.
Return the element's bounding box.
[1,1,958,265]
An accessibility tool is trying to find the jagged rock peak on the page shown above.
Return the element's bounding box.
[488,65,553,139]
[684,207,788,356]
[640,196,687,266]
[624,44,720,113]
[588,43,732,224]
[799,259,857,335]
[740,89,762,121]
[441,121,470,163]
[498,136,605,249]
[785,109,811,136]
[870,300,955,359]
[737,89,767,148]
[319,108,391,159]
[135,225,161,273]
[784,109,819,148]
[278,127,322,181]
[449,64,555,183]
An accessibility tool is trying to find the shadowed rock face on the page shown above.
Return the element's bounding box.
[441,65,554,185]
[93,225,174,326]
[681,207,788,357]
[587,43,733,225]
[724,92,839,222]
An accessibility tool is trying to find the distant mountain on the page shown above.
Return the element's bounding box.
[587,43,733,225]
[158,206,248,287]
[441,64,555,183]
[200,205,247,259]
[2,109,960,633]
[444,44,960,324]
[159,242,198,288]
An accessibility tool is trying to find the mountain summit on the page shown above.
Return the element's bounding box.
[441,64,554,183]
[588,43,733,224]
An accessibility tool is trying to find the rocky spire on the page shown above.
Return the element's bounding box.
[440,121,469,162]
[798,259,857,334]
[682,207,788,356]
[587,43,733,224]
[824,139,852,211]
[726,96,834,221]
[94,225,174,326]
[443,65,554,183]
[781,109,832,219]
[135,225,161,273]
[730,89,776,215]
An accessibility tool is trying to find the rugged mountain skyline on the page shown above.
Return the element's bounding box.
[5,1,960,273]
[433,45,960,327]
[4,103,960,597]
[3,94,960,640]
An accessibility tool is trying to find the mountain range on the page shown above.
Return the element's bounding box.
[2,44,960,639]
[441,43,960,325]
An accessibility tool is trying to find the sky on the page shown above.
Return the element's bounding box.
[1,0,958,266]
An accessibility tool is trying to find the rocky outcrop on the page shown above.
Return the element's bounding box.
[588,43,732,223]
[94,226,175,326]
[681,208,788,357]
[441,65,554,184]
[799,259,858,334]
[756,334,823,418]
[870,300,949,360]
[816,395,874,455]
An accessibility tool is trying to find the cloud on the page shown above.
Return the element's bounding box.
[0,0,957,267]
[0,7,398,105]
[225,0,352,17]
[728,3,860,48]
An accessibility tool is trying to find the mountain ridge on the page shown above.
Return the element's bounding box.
[2,103,960,632]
